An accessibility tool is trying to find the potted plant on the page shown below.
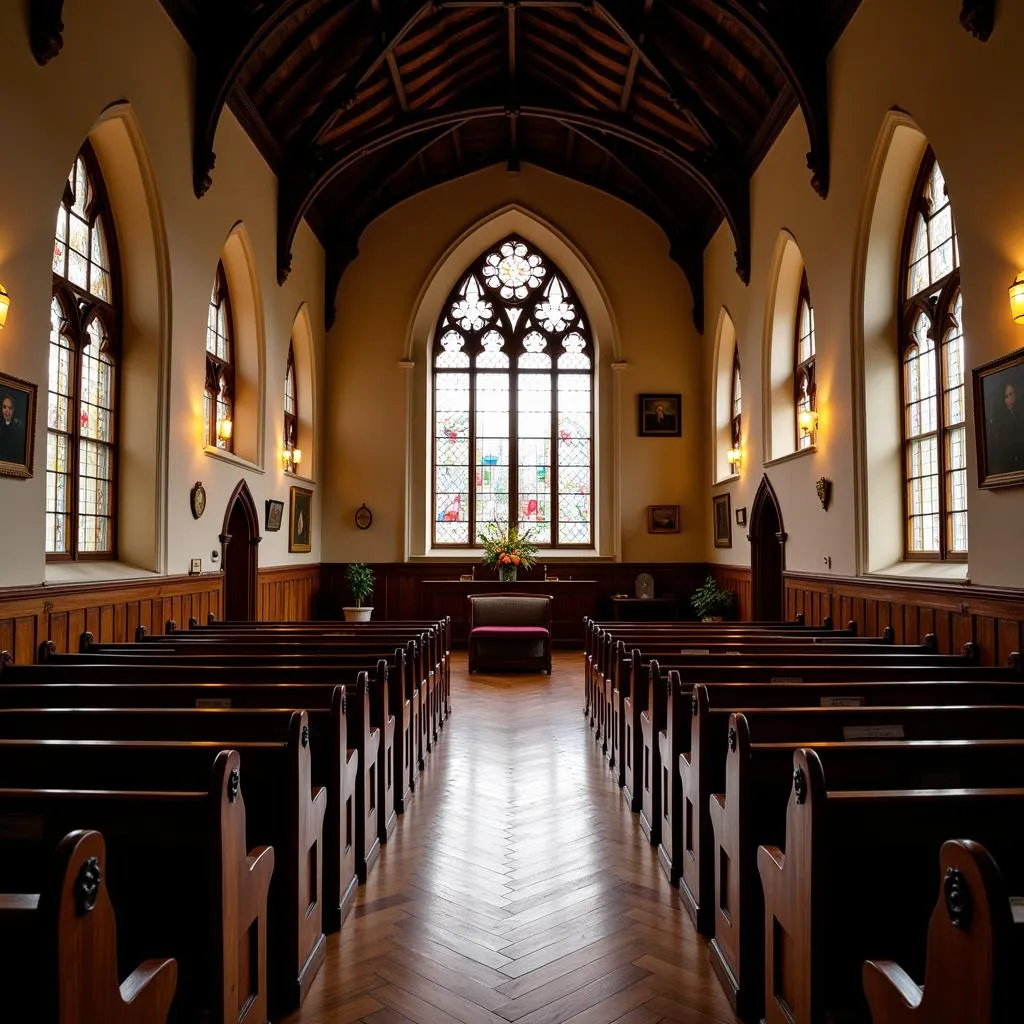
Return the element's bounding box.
[690,574,736,622]
[479,523,538,582]
[343,561,375,622]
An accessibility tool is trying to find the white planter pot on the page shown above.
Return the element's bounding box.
[343,606,373,622]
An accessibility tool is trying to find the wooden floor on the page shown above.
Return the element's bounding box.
[281,651,740,1024]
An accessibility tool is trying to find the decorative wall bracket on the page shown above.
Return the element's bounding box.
[815,477,832,512]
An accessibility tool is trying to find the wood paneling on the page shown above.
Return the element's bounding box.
[258,563,320,622]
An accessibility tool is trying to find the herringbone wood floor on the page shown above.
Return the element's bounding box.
[281,651,740,1024]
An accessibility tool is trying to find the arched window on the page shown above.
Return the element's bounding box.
[432,237,593,547]
[730,349,742,472]
[795,272,816,449]
[900,152,966,559]
[47,145,120,559]
[284,341,298,473]
[204,262,234,451]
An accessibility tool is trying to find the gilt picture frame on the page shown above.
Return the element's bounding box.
[0,372,37,479]
[647,504,680,533]
[289,487,312,552]
[973,346,1024,489]
[713,492,732,548]
[638,393,681,437]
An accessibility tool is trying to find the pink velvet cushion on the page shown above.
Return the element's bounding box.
[470,626,549,637]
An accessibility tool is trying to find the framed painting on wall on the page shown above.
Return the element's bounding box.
[0,372,37,479]
[638,393,681,437]
[289,487,312,552]
[647,505,680,533]
[713,492,732,548]
[973,346,1024,488]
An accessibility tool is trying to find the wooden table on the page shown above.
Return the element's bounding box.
[420,579,598,648]
[609,596,680,621]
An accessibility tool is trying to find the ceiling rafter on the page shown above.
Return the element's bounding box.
[30,0,65,65]
[191,0,318,197]
[278,100,750,286]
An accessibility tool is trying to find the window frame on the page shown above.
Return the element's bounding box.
[430,237,595,550]
[47,142,122,563]
[284,340,298,474]
[897,149,966,563]
[205,261,235,452]
[794,271,816,450]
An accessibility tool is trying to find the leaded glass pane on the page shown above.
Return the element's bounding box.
[434,372,470,544]
[475,373,510,535]
[452,275,492,331]
[437,330,469,368]
[517,374,551,544]
[558,331,590,370]
[285,362,296,416]
[477,330,509,369]
[536,277,574,333]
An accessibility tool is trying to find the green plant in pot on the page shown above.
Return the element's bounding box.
[690,575,736,622]
[343,561,375,622]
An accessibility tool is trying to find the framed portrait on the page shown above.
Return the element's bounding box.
[289,486,313,552]
[973,347,1024,488]
[735,506,747,527]
[0,372,37,480]
[265,498,284,532]
[638,393,681,437]
[647,504,680,533]
[713,492,732,548]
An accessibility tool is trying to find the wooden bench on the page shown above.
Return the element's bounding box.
[862,838,1024,1024]
[467,594,552,674]
[0,829,178,1023]
[0,749,274,1023]
[756,745,1024,1024]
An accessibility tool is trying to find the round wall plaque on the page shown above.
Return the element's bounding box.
[190,481,207,519]
[354,503,372,530]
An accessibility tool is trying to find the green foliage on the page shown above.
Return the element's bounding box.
[478,523,538,571]
[690,575,736,620]
[345,561,375,607]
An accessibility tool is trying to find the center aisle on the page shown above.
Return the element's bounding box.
[282,650,739,1024]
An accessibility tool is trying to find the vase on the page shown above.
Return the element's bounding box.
[498,564,517,583]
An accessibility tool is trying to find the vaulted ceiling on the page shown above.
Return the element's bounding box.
[156,0,862,329]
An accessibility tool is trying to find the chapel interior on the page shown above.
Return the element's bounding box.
[1,1,1023,1022]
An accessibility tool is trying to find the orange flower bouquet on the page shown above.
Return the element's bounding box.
[479,523,537,581]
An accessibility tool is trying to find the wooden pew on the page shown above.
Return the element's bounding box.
[0,829,178,1024]
[755,744,1024,1024]
[0,669,371,920]
[0,730,324,1013]
[0,750,274,1023]
[862,839,1024,1024]
[706,703,1024,1017]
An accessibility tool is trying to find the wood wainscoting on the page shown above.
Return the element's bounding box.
[258,563,320,621]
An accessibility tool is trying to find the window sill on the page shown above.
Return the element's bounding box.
[867,562,970,583]
[203,446,263,473]
[282,470,317,486]
[416,549,610,561]
[713,473,741,487]
[44,561,160,586]
[764,445,816,468]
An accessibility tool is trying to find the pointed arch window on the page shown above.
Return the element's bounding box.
[900,152,966,559]
[284,341,298,473]
[204,262,234,451]
[432,237,593,547]
[730,349,742,470]
[47,145,120,559]
[795,273,816,450]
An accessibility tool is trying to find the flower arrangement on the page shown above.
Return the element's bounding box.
[479,523,538,579]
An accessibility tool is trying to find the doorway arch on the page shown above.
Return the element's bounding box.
[749,475,787,621]
[219,481,261,621]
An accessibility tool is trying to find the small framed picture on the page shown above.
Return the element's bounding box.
[973,346,1024,488]
[638,393,681,437]
[189,557,202,575]
[713,492,732,548]
[0,372,38,479]
[265,498,284,531]
[289,486,313,553]
[647,504,680,533]
[735,506,747,527]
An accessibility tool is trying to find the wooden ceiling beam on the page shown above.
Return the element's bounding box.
[30,0,65,65]
[192,0,318,197]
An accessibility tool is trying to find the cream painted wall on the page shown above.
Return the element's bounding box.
[325,164,704,565]
[702,0,1024,588]
[0,0,324,587]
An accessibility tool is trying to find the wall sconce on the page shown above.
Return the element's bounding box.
[798,408,818,438]
[216,417,233,443]
[1010,273,1024,324]
[283,446,303,470]
[726,445,742,471]
[0,283,10,329]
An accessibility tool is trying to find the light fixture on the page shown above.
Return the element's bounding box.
[1010,273,1024,324]
[726,445,742,471]
[0,283,10,329]
[216,417,233,443]
[798,408,818,437]
[283,446,303,470]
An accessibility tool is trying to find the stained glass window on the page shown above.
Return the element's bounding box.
[432,237,593,547]
[900,151,966,559]
[730,349,742,470]
[205,262,234,451]
[47,145,119,560]
[795,273,816,450]
[284,341,298,472]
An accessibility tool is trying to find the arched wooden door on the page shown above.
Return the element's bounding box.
[219,481,261,621]
[749,475,786,622]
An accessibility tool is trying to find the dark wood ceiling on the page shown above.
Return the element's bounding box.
[155,0,863,329]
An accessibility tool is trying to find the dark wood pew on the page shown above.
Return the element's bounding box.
[706,703,1024,1017]
[0,829,178,1023]
[0,730,324,1013]
[0,750,274,1023]
[0,669,373,918]
[757,747,1024,1024]
[862,838,1024,1024]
